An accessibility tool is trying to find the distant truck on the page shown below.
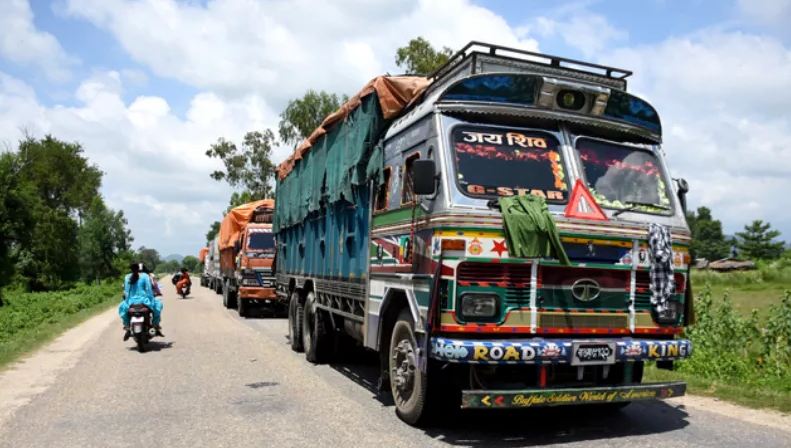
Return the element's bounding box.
[275,42,693,425]
[203,236,222,294]
[198,246,209,287]
[219,200,278,316]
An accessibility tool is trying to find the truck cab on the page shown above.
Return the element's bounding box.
[235,222,276,309]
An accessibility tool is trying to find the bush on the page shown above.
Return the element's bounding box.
[0,281,121,363]
[678,286,791,390]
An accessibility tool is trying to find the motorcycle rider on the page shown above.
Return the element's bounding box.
[175,267,192,297]
[119,262,164,340]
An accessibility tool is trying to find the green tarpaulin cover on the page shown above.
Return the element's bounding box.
[499,195,570,264]
[274,95,386,232]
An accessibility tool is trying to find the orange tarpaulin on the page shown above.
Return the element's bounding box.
[198,247,209,263]
[218,199,275,250]
[277,75,430,180]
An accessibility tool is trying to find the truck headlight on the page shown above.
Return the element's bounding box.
[460,294,498,319]
[655,301,682,324]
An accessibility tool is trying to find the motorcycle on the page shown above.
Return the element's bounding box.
[179,284,191,299]
[128,304,157,352]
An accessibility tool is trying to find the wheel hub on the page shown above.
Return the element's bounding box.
[392,339,416,395]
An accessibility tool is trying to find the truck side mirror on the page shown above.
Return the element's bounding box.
[676,178,689,214]
[411,159,436,196]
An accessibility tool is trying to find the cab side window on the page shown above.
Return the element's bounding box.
[401,152,420,205]
[374,167,392,212]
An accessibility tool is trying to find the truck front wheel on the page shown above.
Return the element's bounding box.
[389,309,431,426]
[288,290,304,352]
[237,296,248,317]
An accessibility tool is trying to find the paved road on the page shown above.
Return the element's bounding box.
[1,281,789,448]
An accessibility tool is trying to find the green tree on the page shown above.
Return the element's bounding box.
[205,130,277,199]
[206,221,220,243]
[155,259,180,275]
[78,197,133,282]
[228,191,256,209]
[16,136,102,215]
[0,152,35,304]
[136,246,162,272]
[15,207,80,290]
[687,207,730,261]
[736,220,785,260]
[181,255,200,273]
[278,90,347,148]
[11,136,104,290]
[395,37,453,76]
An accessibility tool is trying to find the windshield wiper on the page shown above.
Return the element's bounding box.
[613,201,670,217]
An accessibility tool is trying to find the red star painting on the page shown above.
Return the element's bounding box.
[492,240,508,257]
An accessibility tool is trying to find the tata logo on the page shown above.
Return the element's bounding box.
[571,278,601,302]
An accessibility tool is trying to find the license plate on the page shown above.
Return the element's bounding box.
[132,324,143,334]
[571,341,616,366]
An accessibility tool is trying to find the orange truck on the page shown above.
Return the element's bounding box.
[218,199,279,316]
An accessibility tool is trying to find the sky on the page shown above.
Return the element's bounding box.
[1,0,790,256]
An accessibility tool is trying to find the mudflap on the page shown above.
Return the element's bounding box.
[461,381,686,409]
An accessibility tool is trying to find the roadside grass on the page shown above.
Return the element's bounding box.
[0,282,121,370]
[691,267,790,316]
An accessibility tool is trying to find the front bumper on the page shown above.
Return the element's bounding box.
[430,337,692,365]
[238,287,277,300]
[461,381,686,409]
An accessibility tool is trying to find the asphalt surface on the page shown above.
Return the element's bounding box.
[1,280,789,447]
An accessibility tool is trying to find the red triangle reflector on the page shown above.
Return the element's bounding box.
[564,179,608,221]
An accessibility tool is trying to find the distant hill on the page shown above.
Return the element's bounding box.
[163,254,183,263]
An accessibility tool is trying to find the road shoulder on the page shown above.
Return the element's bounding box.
[0,307,116,431]
[669,395,791,433]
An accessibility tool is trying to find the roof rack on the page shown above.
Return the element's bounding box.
[429,41,632,84]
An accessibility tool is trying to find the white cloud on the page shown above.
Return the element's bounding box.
[736,0,791,27]
[0,70,276,255]
[605,30,791,238]
[62,0,538,107]
[0,0,76,81]
[522,9,627,58]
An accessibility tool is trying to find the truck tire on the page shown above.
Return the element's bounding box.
[302,292,334,364]
[214,280,222,295]
[237,297,248,317]
[389,308,431,426]
[223,280,237,309]
[288,290,304,352]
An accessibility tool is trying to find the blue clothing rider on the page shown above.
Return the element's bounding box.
[119,263,164,340]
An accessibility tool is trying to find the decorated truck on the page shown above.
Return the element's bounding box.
[218,199,278,317]
[275,42,693,425]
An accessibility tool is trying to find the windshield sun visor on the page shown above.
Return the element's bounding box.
[439,74,662,139]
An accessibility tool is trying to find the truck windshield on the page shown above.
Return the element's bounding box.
[576,137,672,213]
[452,126,568,202]
[247,232,275,252]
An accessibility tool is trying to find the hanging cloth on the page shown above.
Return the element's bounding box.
[499,195,571,264]
[648,223,675,312]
